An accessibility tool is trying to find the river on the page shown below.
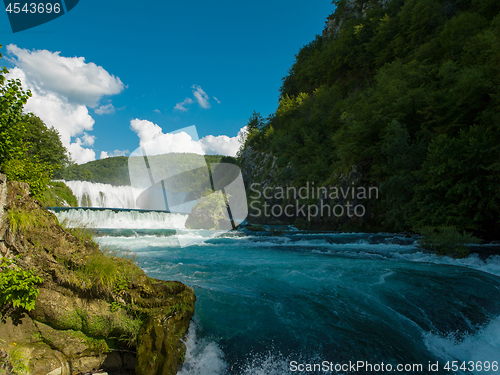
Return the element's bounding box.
[54,207,500,375]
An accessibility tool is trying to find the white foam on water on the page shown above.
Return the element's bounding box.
[178,321,310,375]
[93,223,500,278]
[178,321,227,375]
[238,352,295,375]
[424,316,500,374]
[97,235,182,251]
[393,252,500,278]
[96,230,228,252]
[53,208,187,229]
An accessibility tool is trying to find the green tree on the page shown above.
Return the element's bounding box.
[0,45,32,166]
[0,45,68,200]
[22,114,69,171]
[409,125,500,236]
[247,111,265,133]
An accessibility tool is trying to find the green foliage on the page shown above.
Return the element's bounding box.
[41,181,78,207]
[0,257,42,320]
[3,159,54,200]
[185,188,231,230]
[8,346,29,375]
[409,125,500,234]
[110,301,122,312]
[66,249,141,298]
[417,226,481,257]
[0,46,32,166]
[58,217,97,245]
[7,208,49,233]
[247,111,265,133]
[22,114,69,172]
[59,156,127,184]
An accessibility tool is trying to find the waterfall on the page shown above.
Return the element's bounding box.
[64,180,197,212]
[65,180,142,209]
[53,208,187,229]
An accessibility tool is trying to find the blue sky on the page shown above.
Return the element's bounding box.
[0,0,334,163]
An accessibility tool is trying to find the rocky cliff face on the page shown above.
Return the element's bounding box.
[322,0,391,37]
[0,174,195,375]
[238,147,378,231]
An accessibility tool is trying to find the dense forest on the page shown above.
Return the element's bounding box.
[239,0,500,238]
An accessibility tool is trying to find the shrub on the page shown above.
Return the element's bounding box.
[0,257,42,320]
[3,159,53,200]
[417,226,482,257]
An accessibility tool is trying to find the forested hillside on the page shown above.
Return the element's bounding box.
[59,154,237,186]
[240,0,500,238]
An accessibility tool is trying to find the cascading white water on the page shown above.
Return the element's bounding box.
[54,208,187,229]
[65,180,143,209]
[64,180,196,212]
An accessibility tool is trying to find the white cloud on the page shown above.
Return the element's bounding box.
[5,45,125,164]
[129,119,164,145]
[130,119,203,155]
[213,96,221,104]
[174,97,193,112]
[174,86,213,112]
[143,132,205,156]
[95,103,115,115]
[200,134,240,157]
[100,149,129,159]
[192,85,210,109]
[7,44,124,107]
[130,119,244,157]
[67,138,96,164]
[81,133,95,146]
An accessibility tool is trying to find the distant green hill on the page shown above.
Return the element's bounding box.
[57,154,236,186]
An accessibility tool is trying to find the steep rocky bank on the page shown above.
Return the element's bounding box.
[0,173,195,375]
[238,146,377,231]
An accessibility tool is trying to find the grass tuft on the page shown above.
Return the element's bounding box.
[7,208,49,233]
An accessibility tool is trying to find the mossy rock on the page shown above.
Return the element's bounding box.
[185,191,232,230]
[0,179,197,375]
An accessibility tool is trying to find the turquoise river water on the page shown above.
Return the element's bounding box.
[55,209,500,375]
